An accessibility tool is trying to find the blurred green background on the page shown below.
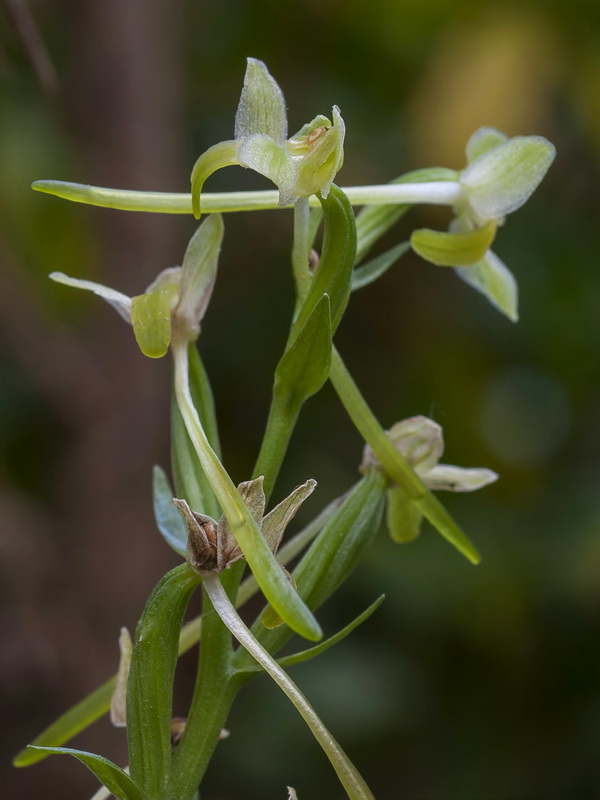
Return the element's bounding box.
[1,1,599,798]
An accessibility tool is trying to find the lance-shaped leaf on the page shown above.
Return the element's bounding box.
[13,678,115,767]
[411,220,496,267]
[153,466,188,556]
[293,185,356,337]
[460,135,556,222]
[352,242,410,291]
[251,471,386,645]
[110,628,132,727]
[239,595,384,676]
[126,564,201,800]
[171,345,221,519]
[275,294,332,404]
[27,747,144,800]
[456,250,519,322]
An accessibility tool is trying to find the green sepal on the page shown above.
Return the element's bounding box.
[351,241,410,291]
[234,57,288,141]
[171,344,221,519]
[13,678,115,767]
[153,465,188,557]
[131,289,174,358]
[460,135,556,221]
[127,564,202,800]
[293,184,356,338]
[386,485,423,543]
[191,139,240,219]
[26,747,144,800]
[411,220,496,267]
[240,595,384,676]
[456,249,518,322]
[175,214,224,337]
[275,294,332,404]
[237,134,297,206]
[465,127,508,164]
[355,168,458,263]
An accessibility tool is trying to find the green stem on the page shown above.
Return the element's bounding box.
[252,394,300,500]
[172,337,322,641]
[291,198,311,312]
[329,346,481,564]
[32,179,462,214]
[202,573,376,800]
[166,567,242,800]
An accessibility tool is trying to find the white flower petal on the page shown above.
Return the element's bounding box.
[50,272,131,323]
[424,464,499,492]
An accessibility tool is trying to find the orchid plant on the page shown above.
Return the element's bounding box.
[14,58,555,800]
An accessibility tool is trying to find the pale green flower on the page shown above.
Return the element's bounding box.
[411,127,556,321]
[50,215,223,358]
[191,58,345,218]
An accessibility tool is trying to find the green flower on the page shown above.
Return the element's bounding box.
[191,58,345,218]
[361,415,497,543]
[411,127,556,321]
[50,215,223,358]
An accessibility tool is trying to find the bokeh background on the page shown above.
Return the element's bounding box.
[1,1,600,798]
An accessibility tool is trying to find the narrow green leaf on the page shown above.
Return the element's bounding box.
[355,168,458,263]
[240,595,385,675]
[13,679,115,767]
[191,140,240,219]
[171,344,221,519]
[27,747,144,800]
[130,289,173,359]
[351,241,410,291]
[234,57,288,141]
[411,220,496,267]
[153,466,188,556]
[127,564,201,800]
[329,348,481,564]
[236,472,386,668]
[275,294,332,403]
[293,184,356,337]
[456,249,518,322]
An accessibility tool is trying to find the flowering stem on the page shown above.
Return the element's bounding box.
[32,179,462,213]
[202,573,376,800]
[292,198,311,310]
[329,346,481,564]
